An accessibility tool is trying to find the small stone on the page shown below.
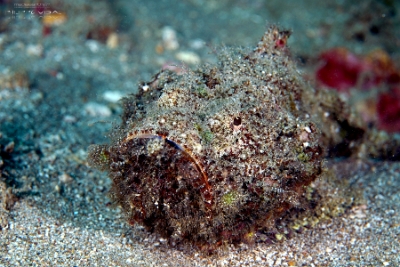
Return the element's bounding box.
[26,44,43,57]
[84,102,111,117]
[56,72,64,80]
[142,85,149,92]
[42,12,67,26]
[59,173,73,183]
[106,33,119,49]
[189,39,206,50]
[103,91,124,103]
[63,115,77,123]
[162,26,179,51]
[175,51,201,65]
[4,141,14,153]
[86,40,100,53]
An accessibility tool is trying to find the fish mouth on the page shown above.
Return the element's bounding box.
[107,131,214,235]
[123,132,213,208]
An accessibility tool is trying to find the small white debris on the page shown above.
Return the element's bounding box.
[84,102,112,117]
[54,184,60,192]
[59,173,73,183]
[142,85,149,92]
[63,115,77,123]
[106,32,119,49]
[26,44,43,57]
[56,72,64,80]
[162,26,179,50]
[304,126,312,133]
[189,39,205,50]
[175,51,201,65]
[103,91,124,103]
[86,40,100,53]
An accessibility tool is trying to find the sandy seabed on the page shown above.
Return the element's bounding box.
[1,0,399,266]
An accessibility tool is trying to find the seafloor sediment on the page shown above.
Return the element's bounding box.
[1,0,399,266]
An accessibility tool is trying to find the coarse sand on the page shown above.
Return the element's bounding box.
[1,0,399,266]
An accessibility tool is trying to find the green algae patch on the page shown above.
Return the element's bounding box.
[221,191,238,206]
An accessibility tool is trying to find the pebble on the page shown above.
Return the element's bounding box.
[106,33,119,49]
[26,44,43,57]
[103,90,124,103]
[189,39,206,50]
[63,115,77,123]
[161,26,179,51]
[175,51,201,65]
[59,173,73,183]
[84,102,112,117]
[86,40,100,53]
